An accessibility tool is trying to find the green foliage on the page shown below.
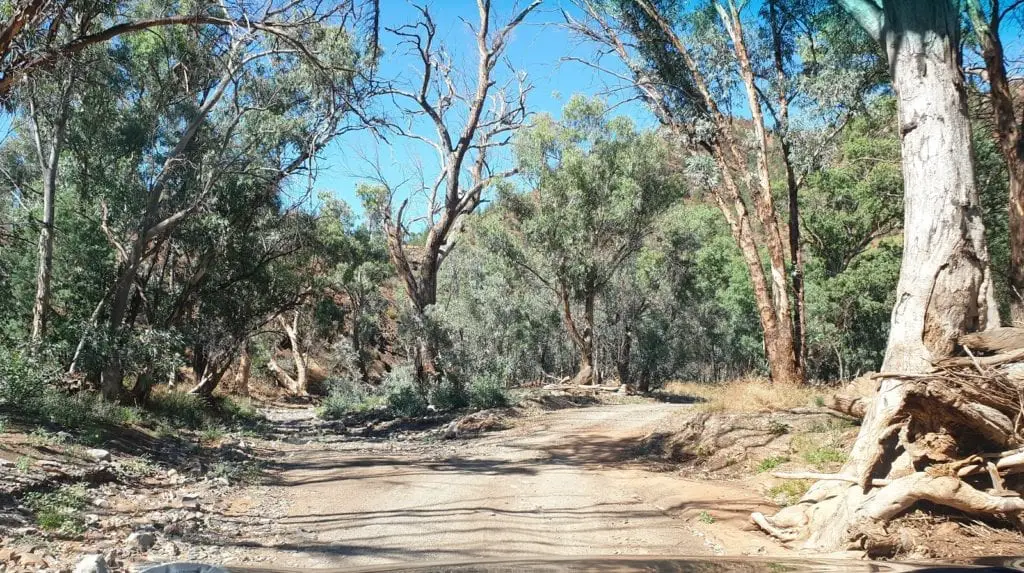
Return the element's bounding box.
[118,457,156,478]
[767,480,812,507]
[756,456,789,473]
[0,346,143,430]
[468,375,510,410]
[385,367,429,418]
[146,391,211,430]
[697,511,715,524]
[801,447,847,468]
[802,99,903,380]
[209,460,263,485]
[502,96,681,303]
[318,378,384,419]
[0,346,54,410]
[24,483,89,535]
[219,397,264,425]
[200,426,226,443]
[430,377,469,412]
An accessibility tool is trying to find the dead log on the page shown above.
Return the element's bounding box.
[958,327,1024,355]
[932,346,1024,369]
[755,355,1024,552]
[824,374,879,419]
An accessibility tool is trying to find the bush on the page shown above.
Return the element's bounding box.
[387,383,428,417]
[385,367,428,417]
[0,346,143,431]
[468,375,509,409]
[0,347,52,410]
[318,378,383,419]
[146,390,212,429]
[430,376,469,411]
[219,396,264,424]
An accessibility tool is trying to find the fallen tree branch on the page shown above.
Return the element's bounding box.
[933,347,1024,369]
[771,471,890,486]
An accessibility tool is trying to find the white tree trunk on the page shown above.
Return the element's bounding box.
[29,81,71,343]
[757,0,1001,551]
[880,4,998,372]
[279,311,308,396]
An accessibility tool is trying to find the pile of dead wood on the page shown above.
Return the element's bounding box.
[830,327,1024,463]
[756,327,1024,552]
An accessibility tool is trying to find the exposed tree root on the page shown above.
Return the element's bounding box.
[754,329,1024,554]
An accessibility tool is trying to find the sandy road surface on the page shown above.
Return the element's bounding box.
[236,403,784,569]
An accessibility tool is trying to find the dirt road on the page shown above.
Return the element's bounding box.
[232,402,785,568]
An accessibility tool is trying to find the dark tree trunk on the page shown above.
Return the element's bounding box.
[561,288,597,386]
[967,0,1024,324]
[616,322,632,387]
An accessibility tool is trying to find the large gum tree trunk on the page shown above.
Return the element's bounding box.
[876,2,998,372]
[29,83,71,344]
[757,0,1000,550]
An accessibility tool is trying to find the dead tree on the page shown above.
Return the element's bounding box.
[371,0,539,383]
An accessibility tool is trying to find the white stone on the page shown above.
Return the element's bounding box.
[85,449,111,462]
[74,554,109,573]
[126,531,156,551]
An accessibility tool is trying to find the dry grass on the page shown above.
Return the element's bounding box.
[661,378,827,413]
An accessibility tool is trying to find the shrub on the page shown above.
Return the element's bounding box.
[146,390,212,429]
[0,347,52,410]
[208,459,263,484]
[219,396,264,424]
[200,426,226,443]
[119,457,156,478]
[385,367,428,417]
[802,446,847,468]
[468,375,509,409]
[387,383,428,417]
[430,377,469,411]
[318,378,383,419]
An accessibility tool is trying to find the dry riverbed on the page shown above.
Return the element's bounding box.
[1,398,789,571]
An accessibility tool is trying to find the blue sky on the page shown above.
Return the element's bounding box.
[311,1,653,218]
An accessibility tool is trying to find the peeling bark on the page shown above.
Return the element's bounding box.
[755,0,1002,551]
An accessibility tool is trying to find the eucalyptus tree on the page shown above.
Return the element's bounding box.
[966,0,1024,323]
[489,97,680,386]
[0,0,381,100]
[567,0,876,385]
[753,0,1005,552]
[359,0,540,385]
[800,100,903,380]
[26,4,380,400]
